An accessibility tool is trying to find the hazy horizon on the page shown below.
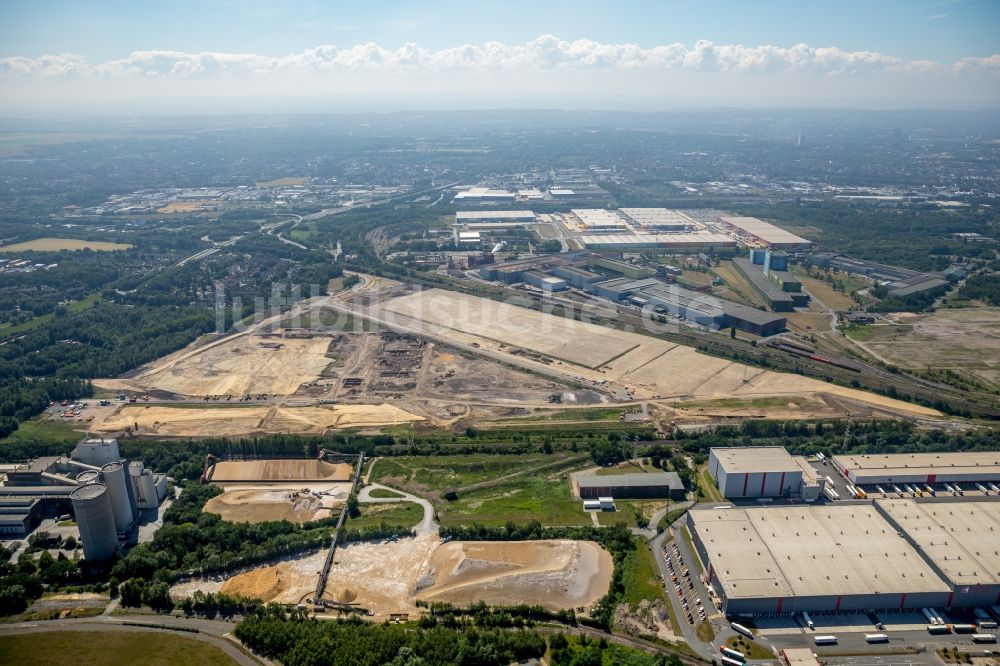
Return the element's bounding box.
[2,0,998,116]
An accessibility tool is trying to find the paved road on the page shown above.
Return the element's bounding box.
[358,482,438,536]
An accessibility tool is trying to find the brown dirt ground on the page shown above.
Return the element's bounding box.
[204,489,343,523]
[205,537,613,618]
[211,460,353,482]
[376,289,940,418]
[90,403,424,437]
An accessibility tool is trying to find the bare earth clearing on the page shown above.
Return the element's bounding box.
[211,460,353,482]
[860,308,1000,389]
[89,403,423,437]
[175,536,612,617]
[96,334,333,397]
[376,289,939,418]
[203,488,345,523]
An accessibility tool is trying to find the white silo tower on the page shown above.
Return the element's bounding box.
[76,469,100,486]
[128,461,159,509]
[70,483,118,561]
[101,462,134,532]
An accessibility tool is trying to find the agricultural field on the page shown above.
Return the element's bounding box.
[0,238,132,252]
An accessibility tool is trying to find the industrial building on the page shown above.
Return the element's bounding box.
[874,499,1000,608]
[588,257,655,279]
[832,452,1000,486]
[72,438,120,467]
[708,447,825,500]
[0,497,46,536]
[577,472,685,500]
[455,210,536,226]
[687,504,953,615]
[71,483,119,562]
[808,253,948,298]
[0,438,165,541]
[885,274,949,298]
[571,209,630,231]
[550,265,604,289]
[453,188,516,203]
[732,256,808,311]
[618,208,695,231]
[522,271,566,292]
[580,232,737,251]
[718,216,812,249]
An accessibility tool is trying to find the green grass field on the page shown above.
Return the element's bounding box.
[621,538,668,610]
[696,467,724,502]
[594,461,649,476]
[349,502,424,531]
[1,416,84,446]
[367,487,405,499]
[0,631,237,666]
[372,454,593,527]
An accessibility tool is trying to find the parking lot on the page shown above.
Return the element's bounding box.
[660,538,710,629]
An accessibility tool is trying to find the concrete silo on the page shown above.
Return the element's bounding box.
[100,462,134,533]
[70,483,118,562]
[76,469,100,486]
[128,461,159,510]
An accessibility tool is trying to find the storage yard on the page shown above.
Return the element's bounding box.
[177,535,613,617]
[203,487,346,523]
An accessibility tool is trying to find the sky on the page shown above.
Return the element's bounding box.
[1,0,998,114]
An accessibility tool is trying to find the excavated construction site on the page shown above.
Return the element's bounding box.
[173,535,613,617]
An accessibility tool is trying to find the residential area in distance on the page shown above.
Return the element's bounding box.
[1,2,1000,665]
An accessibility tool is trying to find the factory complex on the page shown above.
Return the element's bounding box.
[0,438,166,561]
[690,447,1000,615]
[477,253,789,336]
[450,207,812,252]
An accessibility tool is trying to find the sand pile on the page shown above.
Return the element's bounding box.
[221,566,289,601]
[211,460,353,482]
[91,403,423,437]
[417,540,612,611]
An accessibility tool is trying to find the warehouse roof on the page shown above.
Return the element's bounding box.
[689,505,950,600]
[876,499,1000,585]
[578,472,681,489]
[455,210,536,221]
[833,452,1000,478]
[718,216,811,246]
[712,447,802,474]
[580,232,736,247]
[721,301,788,327]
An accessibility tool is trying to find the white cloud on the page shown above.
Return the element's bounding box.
[2,35,998,80]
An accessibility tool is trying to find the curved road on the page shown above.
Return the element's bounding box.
[0,616,270,666]
[357,482,438,536]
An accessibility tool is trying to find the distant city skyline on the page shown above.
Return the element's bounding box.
[1,0,998,114]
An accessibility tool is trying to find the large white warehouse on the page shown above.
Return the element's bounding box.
[832,452,1000,486]
[708,447,823,500]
